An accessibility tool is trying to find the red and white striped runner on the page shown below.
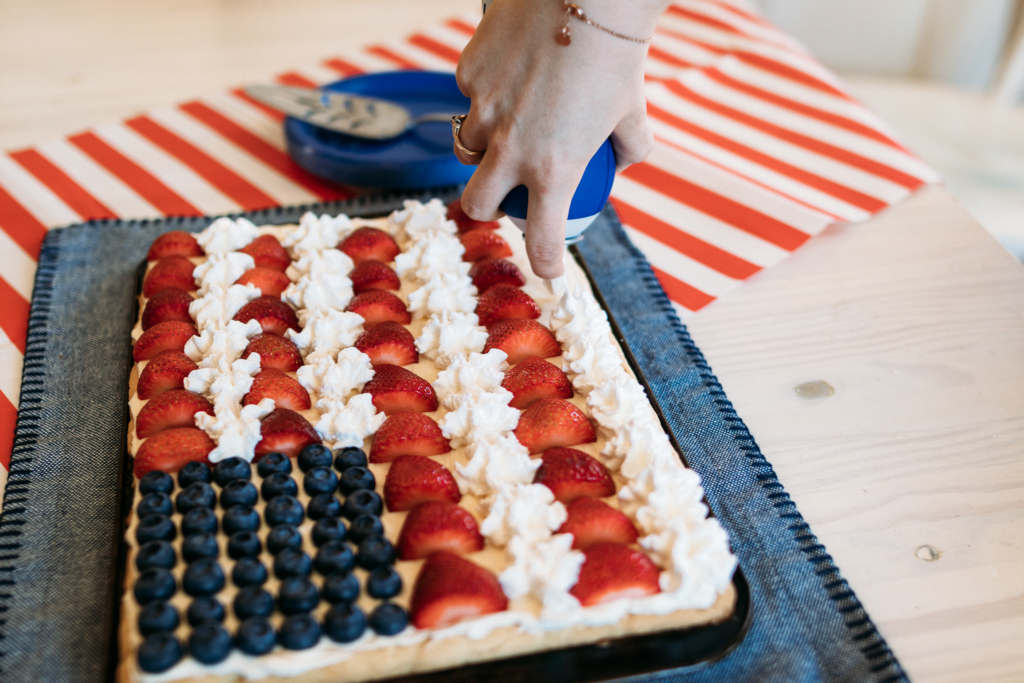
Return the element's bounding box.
[0,0,938,484]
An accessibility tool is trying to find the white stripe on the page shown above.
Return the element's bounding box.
[0,155,80,228]
[0,327,23,410]
[612,175,791,267]
[651,32,720,66]
[290,64,345,86]
[676,0,794,48]
[670,300,694,320]
[204,93,287,148]
[149,108,319,206]
[384,39,456,72]
[0,229,37,300]
[623,224,741,297]
[419,24,473,53]
[645,59,686,81]
[92,124,241,216]
[351,49,409,73]
[35,140,160,219]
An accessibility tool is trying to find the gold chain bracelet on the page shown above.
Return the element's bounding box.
[556,1,653,46]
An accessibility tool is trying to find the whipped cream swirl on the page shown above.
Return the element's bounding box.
[196,216,259,254]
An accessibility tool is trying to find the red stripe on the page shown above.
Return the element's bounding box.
[0,276,29,354]
[0,390,16,470]
[648,45,696,69]
[408,34,461,64]
[68,132,201,217]
[9,149,117,221]
[650,265,715,312]
[611,197,760,279]
[666,5,749,36]
[707,0,776,27]
[647,100,885,212]
[445,18,477,36]
[366,46,423,70]
[125,116,278,212]
[277,72,319,88]
[231,87,285,122]
[622,161,811,250]
[180,101,350,202]
[0,184,48,258]
[323,58,366,77]
[656,27,728,55]
[733,51,851,100]
[664,80,922,189]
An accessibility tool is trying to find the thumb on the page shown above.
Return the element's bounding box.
[610,108,654,172]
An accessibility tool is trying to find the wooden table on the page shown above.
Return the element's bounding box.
[2,1,1022,680]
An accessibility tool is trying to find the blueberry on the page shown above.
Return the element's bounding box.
[314,540,355,575]
[266,524,303,555]
[181,506,218,536]
[212,456,251,486]
[136,514,176,544]
[182,532,219,563]
[232,557,268,587]
[136,540,175,571]
[347,514,384,544]
[333,446,367,472]
[323,602,366,643]
[356,536,396,569]
[369,602,409,636]
[342,489,383,520]
[137,633,182,672]
[322,571,361,604]
[277,577,319,614]
[265,495,304,527]
[138,600,179,636]
[257,451,292,477]
[139,470,174,496]
[338,466,375,495]
[304,466,338,496]
[278,613,321,650]
[220,480,258,508]
[178,461,212,487]
[189,621,232,664]
[298,444,333,472]
[183,558,225,596]
[227,530,262,559]
[274,548,312,579]
[222,505,260,534]
[137,492,172,518]
[233,585,274,620]
[311,517,347,546]
[187,596,226,626]
[176,481,216,513]
[261,472,298,501]
[134,568,176,604]
[235,617,276,656]
[307,493,342,520]
[366,566,402,599]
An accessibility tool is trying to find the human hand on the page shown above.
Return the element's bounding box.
[454,0,668,278]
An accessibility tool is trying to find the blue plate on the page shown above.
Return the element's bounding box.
[284,71,473,189]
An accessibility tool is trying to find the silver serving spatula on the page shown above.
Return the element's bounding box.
[245,84,463,140]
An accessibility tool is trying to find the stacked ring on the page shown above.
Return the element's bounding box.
[451,115,484,156]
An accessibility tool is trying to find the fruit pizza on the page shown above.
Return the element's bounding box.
[119,199,737,683]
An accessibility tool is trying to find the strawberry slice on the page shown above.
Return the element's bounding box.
[236,267,290,298]
[569,542,661,607]
[483,319,560,365]
[137,350,198,400]
[501,356,573,409]
[239,234,291,272]
[468,258,526,293]
[133,321,198,362]
[244,369,311,412]
[383,455,460,511]
[143,256,197,297]
[234,296,300,336]
[533,447,614,503]
[475,284,541,327]
[141,287,194,331]
[255,408,322,460]
[136,389,214,439]
[147,230,203,261]
[513,398,596,454]
[346,291,411,328]
[558,498,638,549]
[397,501,483,560]
[354,321,417,367]
[243,333,303,372]
[350,260,401,294]
[134,427,215,478]
[339,227,400,263]
[370,412,450,463]
[410,552,508,629]
[447,199,500,234]
[363,364,438,415]
[459,231,512,262]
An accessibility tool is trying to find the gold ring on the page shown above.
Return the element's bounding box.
[451,114,484,156]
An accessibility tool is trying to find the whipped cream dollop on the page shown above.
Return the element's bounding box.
[196,216,259,254]
[297,347,374,399]
[196,398,276,462]
[283,212,353,256]
[395,232,467,284]
[455,434,538,498]
[408,272,477,319]
[184,319,262,370]
[282,249,354,320]
[480,483,566,547]
[501,533,584,622]
[433,349,508,409]
[386,198,456,245]
[416,312,489,370]
[189,284,260,331]
[439,390,519,449]
[192,252,255,297]
[314,393,386,448]
[286,309,365,363]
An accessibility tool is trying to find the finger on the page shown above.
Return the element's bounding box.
[452,106,490,166]
[524,187,573,279]
[610,108,654,172]
[460,150,518,222]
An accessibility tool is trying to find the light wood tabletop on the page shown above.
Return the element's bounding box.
[2,0,1023,681]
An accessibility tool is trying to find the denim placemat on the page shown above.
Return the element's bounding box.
[0,195,905,683]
